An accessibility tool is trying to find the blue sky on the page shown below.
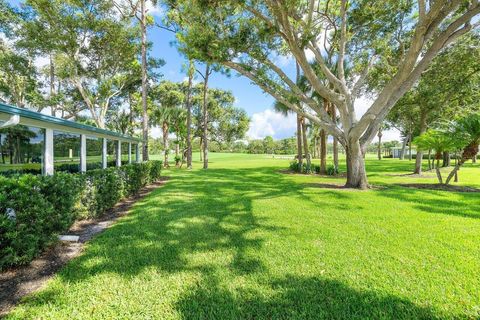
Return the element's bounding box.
[148,9,399,141]
[149,21,300,140]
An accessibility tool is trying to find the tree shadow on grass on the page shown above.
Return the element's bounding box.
[8,165,453,318]
[378,185,480,219]
[397,183,480,193]
[36,166,310,283]
[176,274,442,320]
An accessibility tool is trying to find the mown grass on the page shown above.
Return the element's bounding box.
[6,153,480,319]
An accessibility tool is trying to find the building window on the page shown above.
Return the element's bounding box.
[54,131,80,172]
[121,142,129,162]
[0,124,45,174]
[106,139,116,167]
[132,143,137,161]
[86,136,102,170]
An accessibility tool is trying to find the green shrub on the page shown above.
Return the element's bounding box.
[123,163,150,196]
[289,160,309,173]
[0,175,55,269]
[39,173,85,231]
[149,160,163,182]
[326,165,339,176]
[0,161,161,270]
[289,160,302,172]
[174,155,181,166]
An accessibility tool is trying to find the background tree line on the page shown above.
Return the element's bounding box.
[0,0,250,169]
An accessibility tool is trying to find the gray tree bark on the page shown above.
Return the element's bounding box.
[296,114,303,170]
[301,117,311,172]
[345,139,368,189]
[414,113,428,174]
[186,61,194,169]
[320,129,327,174]
[162,121,169,167]
[377,128,382,160]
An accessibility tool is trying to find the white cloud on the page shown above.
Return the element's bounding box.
[151,126,162,139]
[304,48,315,62]
[272,53,293,67]
[247,109,296,140]
[382,128,401,142]
[354,96,373,118]
[34,56,49,69]
[146,2,164,16]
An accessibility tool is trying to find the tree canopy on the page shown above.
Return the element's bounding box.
[165,0,480,188]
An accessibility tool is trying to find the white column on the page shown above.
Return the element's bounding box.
[116,140,122,167]
[136,144,140,163]
[80,134,87,173]
[43,128,54,175]
[128,142,132,164]
[102,138,107,169]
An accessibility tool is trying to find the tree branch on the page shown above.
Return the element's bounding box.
[224,60,343,140]
[353,2,480,144]
[337,0,347,84]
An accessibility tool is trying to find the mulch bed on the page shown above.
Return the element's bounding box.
[278,169,347,178]
[0,178,168,316]
[385,173,436,179]
[303,182,385,191]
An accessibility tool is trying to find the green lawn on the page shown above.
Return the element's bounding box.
[7,153,480,319]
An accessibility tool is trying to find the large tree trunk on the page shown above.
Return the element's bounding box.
[442,152,451,167]
[435,157,443,184]
[333,137,339,172]
[296,114,303,169]
[202,64,210,169]
[186,60,194,169]
[400,136,408,160]
[427,149,432,171]
[330,104,339,171]
[320,129,327,174]
[408,133,413,161]
[445,143,479,184]
[345,139,368,189]
[140,0,149,161]
[414,113,428,174]
[414,151,423,174]
[162,121,169,167]
[301,117,311,172]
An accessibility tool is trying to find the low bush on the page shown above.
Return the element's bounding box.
[0,160,162,270]
[290,160,314,174]
[149,160,163,182]
[294,162,339,175]
[326,165,338,176]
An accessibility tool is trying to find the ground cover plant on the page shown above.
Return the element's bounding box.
[6,153,479,319]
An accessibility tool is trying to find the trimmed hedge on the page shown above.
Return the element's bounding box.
[0,160,162,270]
[0,160,130,177]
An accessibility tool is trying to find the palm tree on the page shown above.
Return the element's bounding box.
[445,115,480,184]
[273,100,304,170]
[151,81,185,167]
[414,114,480,185]
[414,130,456,184]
